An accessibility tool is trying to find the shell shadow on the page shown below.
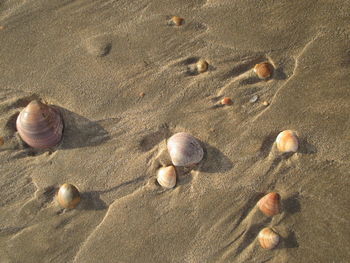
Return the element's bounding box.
[197,142,233,173]
[78,175,146,211]
[279,231,299,249]
[221,57,263,80]
[282,193,301,214]
[138,124,171,152]
[259,132,279,158]
[273,67,287,80]
[298,138,317,154]
[239,77,261,86]
[57,106,110,150]
[78,192,107,211]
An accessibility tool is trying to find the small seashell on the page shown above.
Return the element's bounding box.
[257,192,281,216]
[262,101,269,106]
[157,166,177,189]
[249,95,259,103]
[254,62,273,79]
[139,92,145,97]
[221,97,233,105]
[16,100,63,149]
[196,59,209,73]
[167,132,204,166]
[258,227,280,249]
[57,183,81,209]
[276,130,298,153]
[171,16,184,26]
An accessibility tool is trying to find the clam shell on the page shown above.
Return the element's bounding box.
[16,100,63,149]
[257,192,281,216]
[221,97,233,105]
[167,132,204,166]
[196,59,208,73]
[157,166,176,189]
[258,227,280,249]
[276,130,298,153]
[254,62,273,79]
[57,183,81,209]
[171,16,184,26]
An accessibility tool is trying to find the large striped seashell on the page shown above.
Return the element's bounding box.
[157,166,176,189]
[167,132,204,166]
[258,227,280,249]
[57,183,81,209]
[276,130,298,153]
[16,100,63,149]
[257,192,281,216]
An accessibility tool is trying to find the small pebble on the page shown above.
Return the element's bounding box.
[254,62,273,79]
[221,97,233,105]
[196,59,209,73]
[139,92,145,97]
[249,95,259,103]
[262,101,269,106]
[171,16,184,26]
[0,26,4,30]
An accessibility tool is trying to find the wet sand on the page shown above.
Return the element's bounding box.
[0,0,349,262]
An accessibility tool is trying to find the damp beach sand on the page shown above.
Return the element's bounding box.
[0,0,350,262]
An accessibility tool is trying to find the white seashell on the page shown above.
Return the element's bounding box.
[276,130,299,153]
[249,95,259,103]
[57,183,81,209]
[167,132,204,166]
[157,166,176,189]
[258,227,280,249]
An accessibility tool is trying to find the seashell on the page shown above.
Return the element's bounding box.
[57,183,81,209]
[196,59,209,73]
[221,97,233,105]
[16,100,63,149]
[262,101,269,106]
[254,62,273,79]
[167,132,204,166]
[257,192,281,216]
[258,227,280,249]
[171,16,184,26]
[276,130,298,153]
[157,166,177,189]
[249,95,259,103]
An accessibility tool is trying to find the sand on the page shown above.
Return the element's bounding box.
[1,0,350,262]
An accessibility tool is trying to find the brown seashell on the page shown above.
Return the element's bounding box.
[57,183,81,209]
[157,166,177,189]
[276,130,298,153]
[254,62,273,79]
[171,16,184,26]
[262,101,269,106]
[196,59,209,73]
[16,100,63,149]
[257,192,281,216]
[258,227,280,249]
[167,132,204,166]
[221,97,233,105]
